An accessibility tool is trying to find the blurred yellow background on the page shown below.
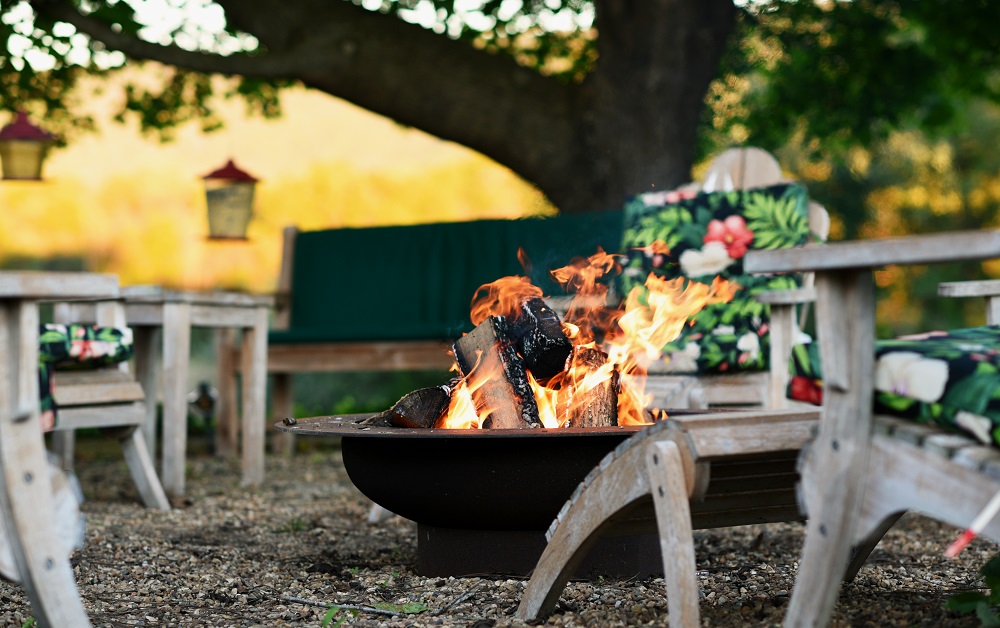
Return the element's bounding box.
[1,84,553,294]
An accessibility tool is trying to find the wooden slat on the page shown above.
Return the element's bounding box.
[267,340,455,372]
[54,380,146,406]
[667,408,818,460]
[745,230,1000,275]
[54,402,144,430]
[938,279,1000,298]
[0,271,118,300]
[857,434,1000,550]
[692,504,803,530]
[693,488,799,513]
[705,472,798,495]
[52,369,133,386]
[923,432,979,458]
[754,286,817,305]
[885,420,938,446]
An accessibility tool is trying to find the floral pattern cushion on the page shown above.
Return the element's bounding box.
[619,182,816,374]
[37,324,134,431]
[788,326,1000,447]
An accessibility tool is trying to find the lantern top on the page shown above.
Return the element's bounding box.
[203,158,259,182]
[0,110,54,142]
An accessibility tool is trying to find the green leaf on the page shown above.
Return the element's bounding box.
[321,607,341,628]
[946,591,989,613]
[981,555,1000,589]
[977,601,1000,626]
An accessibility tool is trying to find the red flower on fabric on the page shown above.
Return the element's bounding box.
[790,376,823,406]
[704,215,754,259]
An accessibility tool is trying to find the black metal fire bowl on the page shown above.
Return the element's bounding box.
[276,414,642,530]
[277,414,666,578]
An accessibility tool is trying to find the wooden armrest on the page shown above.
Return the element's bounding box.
[0,271,119,300]
[745,230,1000,274]
[754,286,816,305]
[938,279,1000,298]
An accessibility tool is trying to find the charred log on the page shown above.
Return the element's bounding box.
[511,297,572,380]
[454,316,541,429]
[566,346,619,428]
[364,384,452,429]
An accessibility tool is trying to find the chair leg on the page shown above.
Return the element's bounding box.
[214,329,239,458]
[132,325,161,460]
[517,423,678,621]
[0,300,91,626]
[784,269,877,627]
[646,440,699,628]
[843,512,903,583]
[118,427,170,511]
[270,372,295,456]
[50,430,75,472]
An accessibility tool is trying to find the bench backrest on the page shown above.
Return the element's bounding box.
[273,211,624,343]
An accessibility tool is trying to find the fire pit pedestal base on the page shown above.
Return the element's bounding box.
[417,525,663,579]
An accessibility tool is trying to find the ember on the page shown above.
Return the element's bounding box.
[368,247,737,430]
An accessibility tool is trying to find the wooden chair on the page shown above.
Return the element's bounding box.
[0,271,119,627]
[47,296,170,511]
[516,406,819,626]
[743,230,1000,626]
[629,147,829,410]
[519,231,1000,626]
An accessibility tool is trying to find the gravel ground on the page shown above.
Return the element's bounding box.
[0,441,992,627]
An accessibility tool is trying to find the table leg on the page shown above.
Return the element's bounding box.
[214,328,239,458]
[240,308,268,485]
[161,302,191,497]
[133,325,162,459]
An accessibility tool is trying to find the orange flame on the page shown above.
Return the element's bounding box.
[443,248,737,430]
[551,249,623,345]
[606,274,738,424]
[470,276,542,326]
[437,352,494,429]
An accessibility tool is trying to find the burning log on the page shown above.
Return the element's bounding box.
[566,346,619,428]
[454,316,541,429]
[511,297,572,380]
[364,384,452,429]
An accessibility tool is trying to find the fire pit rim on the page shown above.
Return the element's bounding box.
[274,413,647,438]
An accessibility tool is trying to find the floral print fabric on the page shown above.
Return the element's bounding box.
[788,326,1000,448]
[619,183,816,373]
[37,324,134,431]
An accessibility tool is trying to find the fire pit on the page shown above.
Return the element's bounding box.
[277,250,735,576]
[276,414,671,578]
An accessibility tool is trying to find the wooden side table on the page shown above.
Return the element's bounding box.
[0,271,112,626]
[121,287,273,496]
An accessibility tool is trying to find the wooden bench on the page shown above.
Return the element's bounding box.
[266,212,626,450]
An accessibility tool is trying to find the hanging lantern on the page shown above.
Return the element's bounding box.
[202,158,259,240]
[0,111,55,180]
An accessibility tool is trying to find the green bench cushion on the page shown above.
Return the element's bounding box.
[273,212,624,344]
[38,324,134,431]
[788,325,1000,447]
[619,182,814,374]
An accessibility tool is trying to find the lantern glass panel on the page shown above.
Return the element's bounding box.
[0,139,48,180]
[206,180,255,239]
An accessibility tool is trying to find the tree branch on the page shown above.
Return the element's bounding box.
[33,0,580,190]
[31,0,297,78]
